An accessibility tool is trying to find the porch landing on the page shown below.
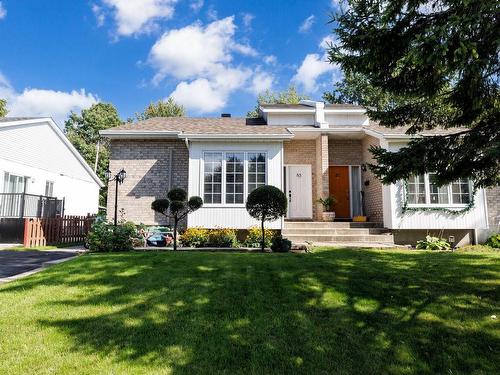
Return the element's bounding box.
[282,221,394,245]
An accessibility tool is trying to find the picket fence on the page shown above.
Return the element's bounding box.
[23,215,95,247]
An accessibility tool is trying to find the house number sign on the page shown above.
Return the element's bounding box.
[296,173,302,177]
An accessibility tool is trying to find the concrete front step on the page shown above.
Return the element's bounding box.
[282,228,390,236]
[284,221,383,229]
[284,234,394,244]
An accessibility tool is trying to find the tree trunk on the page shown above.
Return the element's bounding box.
[261,217,265,252]
[173,216,178,251]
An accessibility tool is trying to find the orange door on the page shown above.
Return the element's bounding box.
[329,166,350,218]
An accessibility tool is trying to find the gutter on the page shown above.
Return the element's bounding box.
[99,130,180,139]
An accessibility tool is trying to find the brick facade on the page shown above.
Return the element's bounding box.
[329,139,363,166]
[486,187,500,232]
[107,139,188,226]
[361,135,384,223]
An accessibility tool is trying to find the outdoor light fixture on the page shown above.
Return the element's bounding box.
[107,168,127,226]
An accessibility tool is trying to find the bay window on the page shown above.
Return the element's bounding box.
[406,174,472,206]
[203,151,267,205]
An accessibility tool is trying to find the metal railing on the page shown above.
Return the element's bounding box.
[0,193,64,218]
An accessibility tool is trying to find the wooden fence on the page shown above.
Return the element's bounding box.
[23,215,95,247]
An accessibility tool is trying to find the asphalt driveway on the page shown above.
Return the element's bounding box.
[0,250,78,280]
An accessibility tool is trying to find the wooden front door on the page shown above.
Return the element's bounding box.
[329,166,350,218]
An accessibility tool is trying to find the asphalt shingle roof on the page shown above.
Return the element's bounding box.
[108,117,292,135]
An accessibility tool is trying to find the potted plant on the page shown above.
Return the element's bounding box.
[317,196,337,221]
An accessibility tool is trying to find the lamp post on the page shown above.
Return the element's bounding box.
[105,168,126,226]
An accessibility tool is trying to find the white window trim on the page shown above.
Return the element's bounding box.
[406,174,472,208]
[201,151,268,207]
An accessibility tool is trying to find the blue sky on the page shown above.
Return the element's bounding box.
[0,0,343,125]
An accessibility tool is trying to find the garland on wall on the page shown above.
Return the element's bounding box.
[401,180,476,215]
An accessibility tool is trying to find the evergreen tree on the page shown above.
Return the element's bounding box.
[327,0,499,188]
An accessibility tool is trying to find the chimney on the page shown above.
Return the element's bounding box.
[221,113,231,118]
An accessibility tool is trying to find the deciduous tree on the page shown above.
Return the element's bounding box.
[136,97,185,120]
[64,103,122,205]
[0,99,7,117]
[247,86,309,118]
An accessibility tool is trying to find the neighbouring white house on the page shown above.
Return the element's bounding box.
[100,101,499,246]
[0,117,103,226]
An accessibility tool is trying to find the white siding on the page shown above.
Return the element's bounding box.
[385,141,488,230]
[0,122,100,215]
[187,141,284,229]
[266,113,315,126]
[325,113,369,126]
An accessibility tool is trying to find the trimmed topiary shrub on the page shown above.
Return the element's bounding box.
[180,227,209,247]
[151,188,203,250]
[246,185,287,252]
[244,226,274,248]
[485,233,500,248]
[271,236,292,253]
[208,228,239,247]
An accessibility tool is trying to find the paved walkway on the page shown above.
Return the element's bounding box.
[0,248,82,283]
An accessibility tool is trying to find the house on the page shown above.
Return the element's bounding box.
[100,101,498,246]
[0,117,103,242]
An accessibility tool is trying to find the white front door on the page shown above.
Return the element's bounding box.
[286,165,312,219]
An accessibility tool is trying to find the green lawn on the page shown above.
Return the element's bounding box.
[0,248,498,374]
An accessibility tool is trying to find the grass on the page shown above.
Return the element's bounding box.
[0,247,498,374]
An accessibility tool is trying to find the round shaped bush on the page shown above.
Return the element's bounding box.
[167,188,187,202]
[246,185,287,221]
[151,199,169,213]
[188,196,203,211]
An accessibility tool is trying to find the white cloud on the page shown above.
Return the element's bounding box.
[330,0,349,11]
[249,70,274,95]
[149,16,270,113]
[0,73,98,126]
[99,0,177,37]
[190,0,204,12]
[0,2,6,19]
[232,43,258,57]
[206,7,218,21]
[292,34,343,93]
[242,13,254,28]
[264,55,277,65]
[299,15,315,33]
[170,79,225,113]
[150,17,237,81]
[92,4,105,27]
[292,54,336,92]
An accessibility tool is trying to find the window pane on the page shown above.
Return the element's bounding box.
[429,174,449,204]
[247,153,266,194]
[225,153,244,204]
[204,152,223,204]
[452,178,471,204]
[407,175,426,204]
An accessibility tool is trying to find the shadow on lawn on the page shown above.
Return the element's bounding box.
[2,249,499,374]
